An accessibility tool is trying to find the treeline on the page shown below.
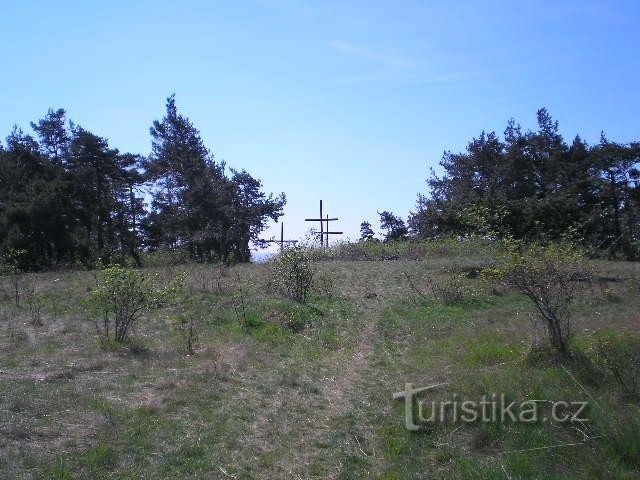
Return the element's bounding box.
[409,109,640,260]
[0,96,285,270]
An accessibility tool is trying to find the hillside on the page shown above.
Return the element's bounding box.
[1,241,639,479]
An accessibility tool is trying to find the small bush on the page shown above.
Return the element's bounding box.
[271,246,314,303]
[589,330,640,400]
[232,272,257,331]
[427,271,485,305]
[485,240,591,356]
[429,274,467,305]
[172,312,199,355]
[140,247,191,267]
[22,278,44,327]
[280,307,309,333]
[90,265,185,343]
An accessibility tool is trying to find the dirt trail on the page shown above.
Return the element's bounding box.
[296,297,384,478]
[322,303,379,417]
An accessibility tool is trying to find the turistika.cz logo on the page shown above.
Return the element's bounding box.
[393,383,589,431]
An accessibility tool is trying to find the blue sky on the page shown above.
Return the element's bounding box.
[1,0,639,247]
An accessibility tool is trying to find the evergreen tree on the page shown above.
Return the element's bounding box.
[145,95,285,262]
[0,126,73,268]
[378,211,408,241]
[411,109,640,259]
[359,221,375,241]
[31,108,69,165]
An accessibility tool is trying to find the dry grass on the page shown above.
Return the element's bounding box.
[0,247,639,479]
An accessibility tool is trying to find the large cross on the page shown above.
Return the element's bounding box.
[268,222,298,251]
[305,200,342,248]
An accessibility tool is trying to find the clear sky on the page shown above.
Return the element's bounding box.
[1,0,639,248]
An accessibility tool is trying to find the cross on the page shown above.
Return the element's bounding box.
[322,213,343,248]
[305,200,341,248]
[264,222,298,251]
[278,222,298,251]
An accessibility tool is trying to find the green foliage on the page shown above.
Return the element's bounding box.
[0,99,284,270]
[359,221,376,242]
[485,239,591,356]
[141,247,191,268]
[428,272,484,305]
[411,109,640,260]
[587,330,640,399]
[307,237,496,263]
[145,95,285,263]
[463,332,522,366]
[378,211,408,241]
[601,410,640,469]
[81,444,116,472]
[231,272,256,331]
[90,264,186,342]
[456,204,509,238]
[271,246,315,304]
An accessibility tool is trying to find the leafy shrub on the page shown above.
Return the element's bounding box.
[90,265,185,342]
[232,272,258,331]
[140,247,191,267]
[485,240,591,356]
[271,246,314,303]
[429,273,468,305]
[427,271,485,305]
[589,330,640,399]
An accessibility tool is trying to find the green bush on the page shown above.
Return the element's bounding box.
[484,240,591,356]
[428,273,473,305]
[271,246,314,303]
[90,264,185,342]
[589,330,640,399]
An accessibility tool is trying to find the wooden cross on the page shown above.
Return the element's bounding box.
[322,213,343,248]
[265,222,298,251]
[305,200,341,248]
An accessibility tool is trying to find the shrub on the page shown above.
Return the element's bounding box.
[424,270,485,305]
[22,280,44,327]
[485,240,591,356]
[172,311,199,355]
[429,273,468,305]
[271,246,314,303]
[0,248,27,306]
[232,272,255,331]
[90,265,185,343]
[589,330,640,400]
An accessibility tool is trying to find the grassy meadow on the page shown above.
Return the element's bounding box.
[1,240,640,479]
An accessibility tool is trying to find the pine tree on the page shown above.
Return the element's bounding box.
[359,221,375,241]
[378,211,408,241]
